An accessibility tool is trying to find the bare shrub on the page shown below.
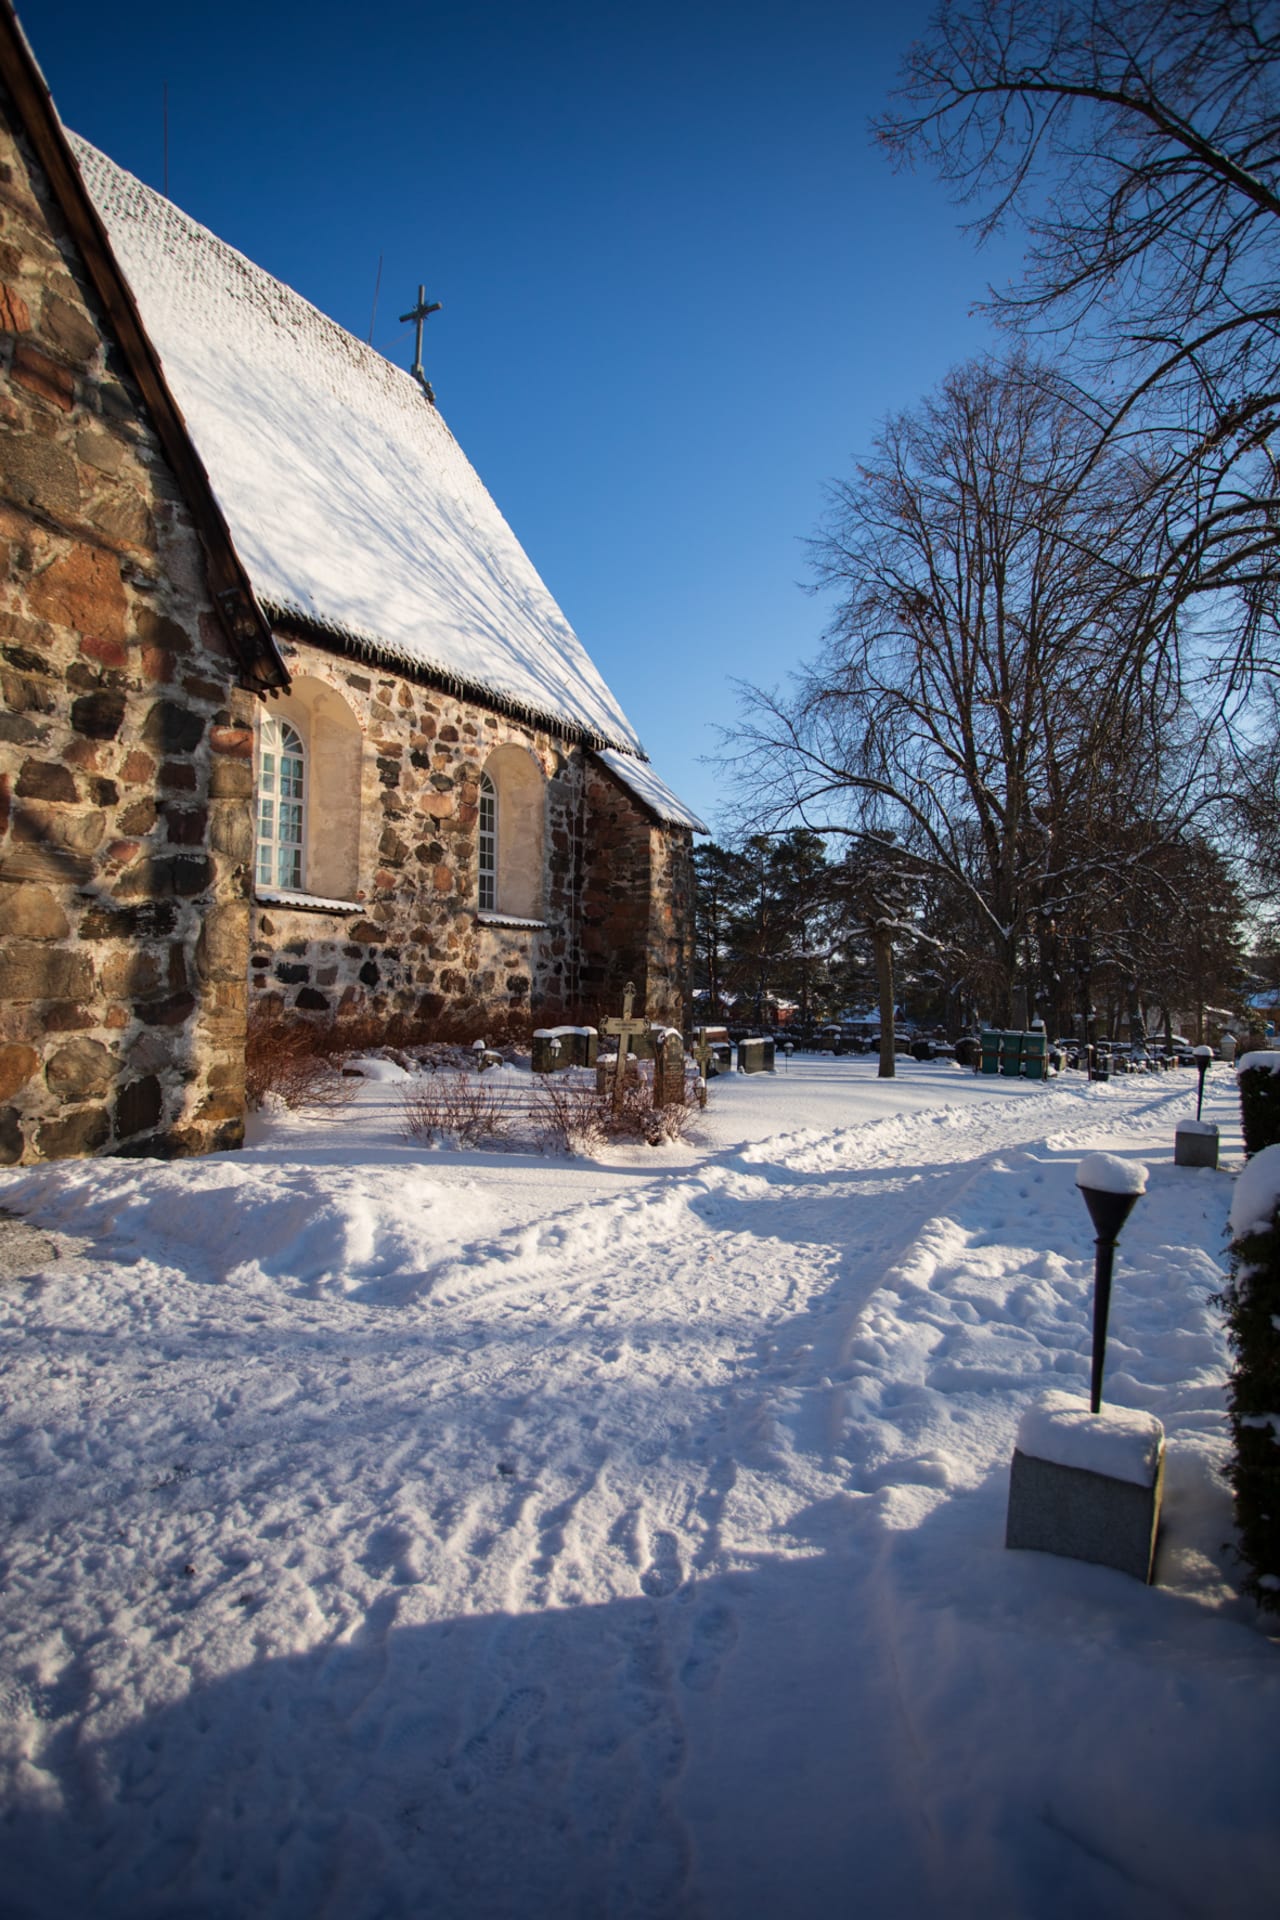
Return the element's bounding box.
[536,1063,700,1153]
[244,1010,356,1113]
[534,1075,609,1156]
[399,1073,509,1148]
[618,1071,699,1146]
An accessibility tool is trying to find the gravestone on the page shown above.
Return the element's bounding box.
[692,1026,731,1075]
[532,1026,598,1073]
[652,1028,686,1106]
[690,1032,713,1108]
[737,1037,775,1074]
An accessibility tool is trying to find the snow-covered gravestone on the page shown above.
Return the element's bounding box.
[531,1026,598,1073]
[1175,1046,1219,1168]
[1006,1156,1165,1583]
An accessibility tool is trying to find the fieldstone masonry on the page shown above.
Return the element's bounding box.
[241,635,696,1036]
[581,755,693,1027]
[0,95,253,1162]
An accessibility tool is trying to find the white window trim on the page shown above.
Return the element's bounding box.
[478,770,497,912]
[257,713,307,893]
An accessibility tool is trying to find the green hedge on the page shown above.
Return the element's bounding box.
[1237,1057,1280,1158]
[1221,1190,1280,1613]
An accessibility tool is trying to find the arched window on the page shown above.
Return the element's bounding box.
[478,771,497,910]
[256,714,306,891]
[477,746,546,921]
[253,681,363,903]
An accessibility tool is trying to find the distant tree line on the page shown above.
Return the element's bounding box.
[693,824,1243,1047]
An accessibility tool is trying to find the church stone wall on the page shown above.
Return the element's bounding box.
[0,98,253,1162]
[243,639,693,1037]
[579,759,691,1029]
[242,636,589,1031]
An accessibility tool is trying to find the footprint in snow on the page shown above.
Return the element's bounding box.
[641,1530,684,1598]
[451,1686,547,1795]
[680,1604,739,1692]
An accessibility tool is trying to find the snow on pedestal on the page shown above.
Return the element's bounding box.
[1006,1390,1166,1584]
[1175,1119,1220,1168]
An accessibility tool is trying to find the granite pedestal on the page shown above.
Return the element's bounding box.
[1005,1395,1165,1584]
[1174,1120,1219,1169]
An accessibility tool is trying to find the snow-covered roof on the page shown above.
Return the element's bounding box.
[71,137,644,754]
[595,748,708,831]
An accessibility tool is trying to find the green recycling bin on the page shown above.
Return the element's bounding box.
[1000,1030,1025,1076]
[980,1030,1001,1074]
[1023,1031,1048,1080]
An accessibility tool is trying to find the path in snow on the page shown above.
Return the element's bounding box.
[0,1065,1274,1918]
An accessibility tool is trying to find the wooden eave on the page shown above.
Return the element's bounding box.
[0,3,288,694]
[267,605,642,756]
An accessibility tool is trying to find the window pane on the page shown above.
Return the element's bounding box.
[257,717,306,892]
[479,774,496,910]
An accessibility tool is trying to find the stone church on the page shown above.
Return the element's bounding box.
[0,3,704,1164]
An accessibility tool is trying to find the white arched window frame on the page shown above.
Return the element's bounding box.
[478,771,497,911]
[257,714,307,892]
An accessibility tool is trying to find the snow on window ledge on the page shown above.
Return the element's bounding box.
[476,911,547,932]
[256,888,366,914]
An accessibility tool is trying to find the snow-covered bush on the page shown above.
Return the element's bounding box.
[1219,1143,1280,1612]
[1236,1053,1280,1158]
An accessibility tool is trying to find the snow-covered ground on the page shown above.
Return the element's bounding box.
[0,1058,1275,1918]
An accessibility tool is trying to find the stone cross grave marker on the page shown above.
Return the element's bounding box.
[691,1031,713,1108]
[601,980,648,1111]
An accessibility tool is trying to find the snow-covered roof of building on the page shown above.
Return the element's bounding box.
[71,137,644,754]
[595,748,708,831]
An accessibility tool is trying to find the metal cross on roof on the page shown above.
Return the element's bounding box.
[399,284,442,403]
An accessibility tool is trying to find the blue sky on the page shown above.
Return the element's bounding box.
[23,0,1026,832]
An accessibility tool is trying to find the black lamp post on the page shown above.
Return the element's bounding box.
[1076,1161,1147,1414]
[1193,1044,1214,1122]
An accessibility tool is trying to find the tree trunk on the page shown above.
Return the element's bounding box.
[875,926,896,1079]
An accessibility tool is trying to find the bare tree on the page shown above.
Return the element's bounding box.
[879,0,1280,684]
[731,357,1203,1023]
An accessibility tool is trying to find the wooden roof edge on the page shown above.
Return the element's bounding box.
[586,749,704,833]
[266,606,643,755]
[0,3,289,695]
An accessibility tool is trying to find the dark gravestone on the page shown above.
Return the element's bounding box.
[652,1029,686,1106]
